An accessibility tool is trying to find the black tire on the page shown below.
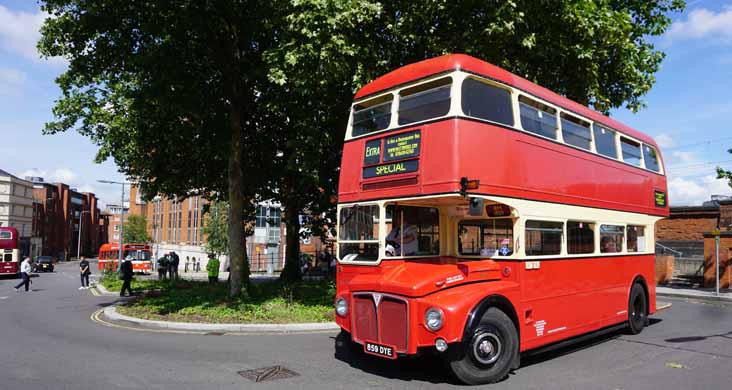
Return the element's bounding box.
[447,307,518,385]
[627,282,647,335]
[334,330,362,360]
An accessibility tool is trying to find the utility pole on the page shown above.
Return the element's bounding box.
[77,210,90,259]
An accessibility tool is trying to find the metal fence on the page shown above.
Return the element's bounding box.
[248,250,328,274]
[673,257,704,276]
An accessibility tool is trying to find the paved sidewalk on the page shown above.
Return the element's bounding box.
[657,286,732,302]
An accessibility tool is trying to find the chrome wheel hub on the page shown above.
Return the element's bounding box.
[472,332,502,365]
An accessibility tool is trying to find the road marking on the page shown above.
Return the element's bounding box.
[0,296,8,300]
[657,302,673,312]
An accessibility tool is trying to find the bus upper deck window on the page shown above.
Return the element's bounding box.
[620,137,642,167]
[462,78,513,126]
[398,78,451,126]
[642,144,661,172]
[594,125,618,159]
[519,96,557,139]
[561,113,592,151]
[351,94,393,137]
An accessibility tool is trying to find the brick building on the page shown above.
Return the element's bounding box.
[656,196,732,258]
[130,185,333,273]
[30,177,105,260]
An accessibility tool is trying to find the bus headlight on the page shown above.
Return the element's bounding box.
[425,308,444,331]
[335,297,348,317]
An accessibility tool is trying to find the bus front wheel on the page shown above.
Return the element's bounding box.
[627,282,648,334]
[447,307,518,385]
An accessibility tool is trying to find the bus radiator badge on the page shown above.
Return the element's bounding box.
[372,293,383,308]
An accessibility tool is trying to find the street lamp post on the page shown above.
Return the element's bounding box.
[98,180,131,272]
[77,210,90,260]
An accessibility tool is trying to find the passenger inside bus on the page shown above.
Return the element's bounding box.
[385,208,418,256]
[385,206,440,257]
[600,236,618,253]
[459,219,513,257]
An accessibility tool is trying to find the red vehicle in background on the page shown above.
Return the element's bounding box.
[334,55,668,384]
[0,227,20,275]
[98,243,152,273]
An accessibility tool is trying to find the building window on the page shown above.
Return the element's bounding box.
[461,78,513,126]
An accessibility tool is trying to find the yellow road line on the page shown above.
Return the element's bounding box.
[657,302,673,312]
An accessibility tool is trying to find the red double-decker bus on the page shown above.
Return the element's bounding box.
[98,243,153,273]
[334,54,668,384]
[0,227,20,275]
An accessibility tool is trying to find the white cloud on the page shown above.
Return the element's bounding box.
[0,67,28,96]
[20,168,47,179]
[670,151,697,165]
[654,133,675,149]
[0,5,65,65]
[53,168,77,184]
[668,174,732,206]
[667,8,732,43]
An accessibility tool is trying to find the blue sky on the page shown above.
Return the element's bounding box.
[1,1,731,207]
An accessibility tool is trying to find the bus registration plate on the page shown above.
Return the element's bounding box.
[364,341,397,359]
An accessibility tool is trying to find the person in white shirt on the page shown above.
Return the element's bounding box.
[14,257,32,292]
[385,211,418,256]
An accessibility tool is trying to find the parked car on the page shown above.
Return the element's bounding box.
[34,256,55,272]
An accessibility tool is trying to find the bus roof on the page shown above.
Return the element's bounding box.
[353,54,657,148]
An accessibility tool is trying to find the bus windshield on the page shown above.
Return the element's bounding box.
[338,205,380,262]
[124,250,151,261]
[385,205,439,257]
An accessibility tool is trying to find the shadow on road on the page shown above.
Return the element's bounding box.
[333,319,664,385]
[665,330,732,343]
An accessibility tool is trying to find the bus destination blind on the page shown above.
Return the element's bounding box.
[363,160,419,178]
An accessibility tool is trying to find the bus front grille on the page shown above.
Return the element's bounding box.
[352,292,408,353]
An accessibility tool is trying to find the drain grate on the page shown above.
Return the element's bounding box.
[238,366,300,383]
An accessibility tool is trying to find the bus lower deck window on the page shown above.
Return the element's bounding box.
[525,221,563,256]
[458,218,513,256]
[627,226,646,252]
[600,225,624,253]
[567,221,594,254]
[338,205,380,262]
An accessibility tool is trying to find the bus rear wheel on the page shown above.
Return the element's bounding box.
[627,282,647,335]
[447,307,518,385]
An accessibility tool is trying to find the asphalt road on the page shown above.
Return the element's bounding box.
[1,260,731,390]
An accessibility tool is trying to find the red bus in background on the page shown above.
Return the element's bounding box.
[0,227,20,275]
[334,54,668,384]
[98,243,153,273]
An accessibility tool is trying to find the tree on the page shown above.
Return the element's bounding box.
[266,0,685,282]
[38,0,684,289]
[123,215,151,244]
[717,149,732,189]
[38,0,283,297]
[203,201,230,258]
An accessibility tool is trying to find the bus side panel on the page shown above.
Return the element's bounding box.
[519,255,653,352]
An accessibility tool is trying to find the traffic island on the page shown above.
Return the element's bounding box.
[94,275,337,331]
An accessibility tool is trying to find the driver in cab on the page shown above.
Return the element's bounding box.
[385,209,418,256]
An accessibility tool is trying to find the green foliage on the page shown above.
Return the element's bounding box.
[123,214,151,243]
[717,149,732,189]
[203,201,229,256]
[116,279,336,323]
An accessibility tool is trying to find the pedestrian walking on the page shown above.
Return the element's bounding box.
[169,251,180,280]
[156,255,169,280]
[206,254,220,284]
[120,258,134,297]
[79,256,91,289]
[14,257,32,292]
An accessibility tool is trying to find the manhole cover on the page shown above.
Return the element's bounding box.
[238,366,300,382]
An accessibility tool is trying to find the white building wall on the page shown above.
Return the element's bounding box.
[0,172,34,238]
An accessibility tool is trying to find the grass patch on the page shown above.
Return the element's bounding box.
[113,277,336,324]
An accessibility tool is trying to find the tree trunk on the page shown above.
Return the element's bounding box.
[281,199,302,284]
[227,102,248,297]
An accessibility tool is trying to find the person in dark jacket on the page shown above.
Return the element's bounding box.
[79,256,91,290]
[120,259,134,297]
[169,251,180,280]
